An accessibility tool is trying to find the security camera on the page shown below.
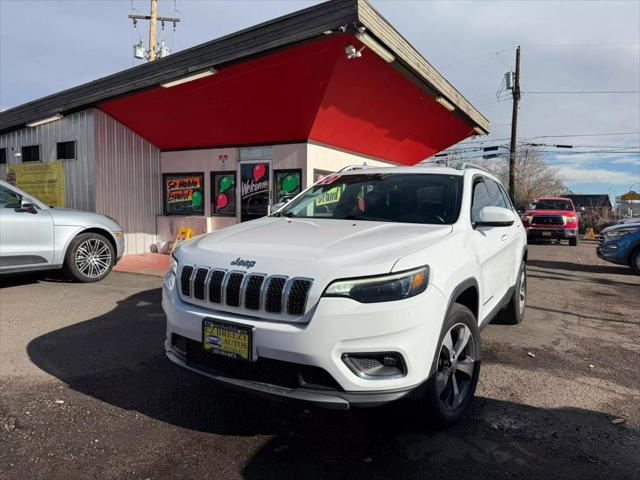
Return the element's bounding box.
[345,44,363,59]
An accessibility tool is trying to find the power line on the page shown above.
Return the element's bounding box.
[525,90,640,95]
[438,42,640,68]
[530,132,640,139]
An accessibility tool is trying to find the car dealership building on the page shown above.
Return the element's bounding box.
[0,0,489,255]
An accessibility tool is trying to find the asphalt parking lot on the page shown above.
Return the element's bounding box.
[1,241,639,480]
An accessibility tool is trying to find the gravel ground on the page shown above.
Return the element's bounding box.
[1,241,639,480]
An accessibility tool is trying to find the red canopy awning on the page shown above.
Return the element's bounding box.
[99,34,475,165]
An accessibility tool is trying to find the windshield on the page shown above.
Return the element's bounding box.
[275,173,463,225]
[529,199,573,211]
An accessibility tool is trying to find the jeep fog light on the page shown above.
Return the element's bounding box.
[323,266,428,303]
[342,352,406,378]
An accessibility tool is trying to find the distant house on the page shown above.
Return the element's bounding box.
[562,194,613,216]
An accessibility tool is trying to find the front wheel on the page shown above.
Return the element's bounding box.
[569,237,578,246]
[422,304,481,428]
[629,248,640,275]
[64,232,115,282]
[495,261,526,325]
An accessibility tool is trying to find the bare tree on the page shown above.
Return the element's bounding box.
[474,147,565,208]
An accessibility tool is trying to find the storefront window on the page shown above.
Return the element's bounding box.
[211,171,236,216]
[240,162,270,222]
[274,169,302,203]
[313,169,333,183]
[163,172,205,216]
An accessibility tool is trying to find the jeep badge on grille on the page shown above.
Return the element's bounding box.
[230,258,256,268]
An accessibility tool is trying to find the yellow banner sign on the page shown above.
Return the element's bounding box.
[8,161,65,207]
[315,187,342,207]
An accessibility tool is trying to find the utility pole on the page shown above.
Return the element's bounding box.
[508,46,521,204]
[149,0,158,61]
[129,0,180,62]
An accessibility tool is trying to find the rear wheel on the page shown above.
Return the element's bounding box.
[630,248,640,275]
[495,261,526,325]
[422,304,480,428]
[64,232,115,282]
[569,237,578,246]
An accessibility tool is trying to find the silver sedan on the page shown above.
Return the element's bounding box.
[0,180,124,282]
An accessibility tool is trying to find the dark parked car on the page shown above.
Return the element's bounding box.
[597,222,640,275]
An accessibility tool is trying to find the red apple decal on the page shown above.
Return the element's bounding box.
[216,193,228,209]
[253,163,266,181]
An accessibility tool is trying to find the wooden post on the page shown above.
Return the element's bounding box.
[149,0,158,61]
[509,46,521,204]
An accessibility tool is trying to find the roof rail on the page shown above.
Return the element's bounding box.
[451,162,491,174]
[337,164,368,173]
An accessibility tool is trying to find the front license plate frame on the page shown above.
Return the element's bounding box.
[542,231,552,237]
[202,319,254,362]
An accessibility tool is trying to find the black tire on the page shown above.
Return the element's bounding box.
[569,237,578,246]
[64,232,115,283]
[495,261,527,325]
[629,247,640,275]
[422,304,481,428]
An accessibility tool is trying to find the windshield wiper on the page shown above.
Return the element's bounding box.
[272,211,293,217]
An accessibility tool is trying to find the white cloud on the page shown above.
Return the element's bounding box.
[556,166,638,185]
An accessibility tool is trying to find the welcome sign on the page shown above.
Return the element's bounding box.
[240,163,270,221]
[241,163,269,199]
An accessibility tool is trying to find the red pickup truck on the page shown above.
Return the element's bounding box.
[522,197,579,246]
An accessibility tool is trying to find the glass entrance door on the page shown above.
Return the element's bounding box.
[239,161,271,222]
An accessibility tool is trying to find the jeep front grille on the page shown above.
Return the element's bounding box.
[208,270,225,303]
[180,265,194,297]
[193,268,209,300]
[179,266,313,316]
[265,277,286,313]
[287,279,313,315]
[225,273,244,307]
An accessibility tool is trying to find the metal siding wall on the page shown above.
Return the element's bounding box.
[0,111,95,210]
[93,110,160,255]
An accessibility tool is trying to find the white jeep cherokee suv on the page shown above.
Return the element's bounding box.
[163,165,527,426]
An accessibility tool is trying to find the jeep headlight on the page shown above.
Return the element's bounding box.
[165,255,178,290]
[323,266,429,303]
[170,255,178,276]
[605,227,640,239]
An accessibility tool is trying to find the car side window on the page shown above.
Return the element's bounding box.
[485,178,508,209]
[471,178,491,223]
[0,185,21,209]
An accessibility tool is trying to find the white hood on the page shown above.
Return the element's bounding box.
[177,217,452,280]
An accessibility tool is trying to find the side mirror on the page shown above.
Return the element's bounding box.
[20,197,37,213]
[475,206,515,227]
[271,197,292,213]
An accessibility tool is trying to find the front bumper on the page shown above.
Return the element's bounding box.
[162,272,447,408]
[527,227,577,240]
[597,240,629,266]
[114,232,125,263]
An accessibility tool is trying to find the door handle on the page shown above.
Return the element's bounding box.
[500,234,510,241]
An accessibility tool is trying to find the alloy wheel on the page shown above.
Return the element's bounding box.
[436,323,476,410]
[74,238,112,279]
[518,267,527,314]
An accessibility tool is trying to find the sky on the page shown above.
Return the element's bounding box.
[1,0,639,199]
